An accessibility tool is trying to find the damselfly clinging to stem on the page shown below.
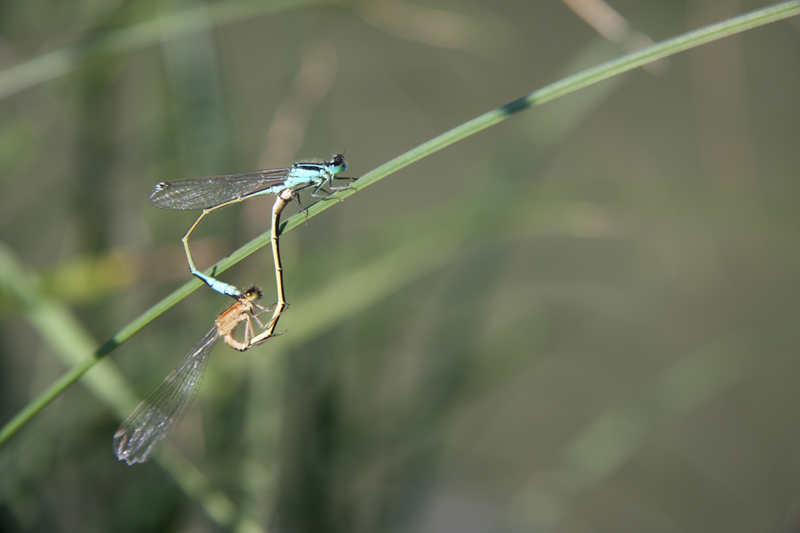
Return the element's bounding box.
[113,286,279,465]
[148,154,354,299]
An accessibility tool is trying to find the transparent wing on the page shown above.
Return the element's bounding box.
[148,168,291,210]
[113,328,220,465]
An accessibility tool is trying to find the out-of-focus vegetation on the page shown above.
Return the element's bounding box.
[1,0,799,531]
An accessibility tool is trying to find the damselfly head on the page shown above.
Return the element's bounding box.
[330,154,346,172]
[243,286,263,302]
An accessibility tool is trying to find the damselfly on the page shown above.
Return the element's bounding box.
[148,154,353,298]
[113,286,278,465]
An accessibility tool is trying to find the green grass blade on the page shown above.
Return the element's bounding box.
[0,241,266,528]
[0,0,323,100]
[342,0,800,196]
[1,0,797,451]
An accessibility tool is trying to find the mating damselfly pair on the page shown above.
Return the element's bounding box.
[114,155,354,464]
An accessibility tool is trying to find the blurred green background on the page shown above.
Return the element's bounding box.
[1,0,799,531]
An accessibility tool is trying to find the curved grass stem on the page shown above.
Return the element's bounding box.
[1,0,798,449]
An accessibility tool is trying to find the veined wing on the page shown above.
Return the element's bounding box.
[113,328,220,465]
[148,167,291,210]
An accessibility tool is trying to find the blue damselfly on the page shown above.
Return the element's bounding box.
[148,154,353,298]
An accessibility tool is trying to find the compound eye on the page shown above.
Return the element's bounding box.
[244,287,263,301]
[333,154,345,168]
